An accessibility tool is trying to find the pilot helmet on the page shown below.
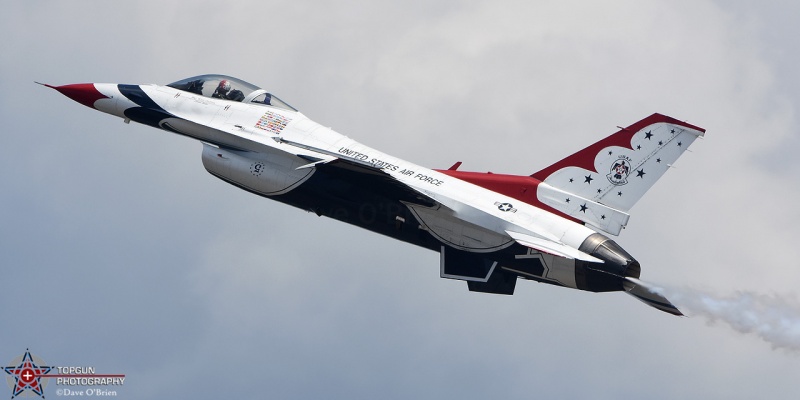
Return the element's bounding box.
[217,80,231,94]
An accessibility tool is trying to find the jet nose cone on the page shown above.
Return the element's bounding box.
[40,82,109,109]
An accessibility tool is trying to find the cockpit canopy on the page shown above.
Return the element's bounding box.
[167,74,297,112]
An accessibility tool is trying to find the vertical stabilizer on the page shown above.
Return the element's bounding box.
[532,114,705,220]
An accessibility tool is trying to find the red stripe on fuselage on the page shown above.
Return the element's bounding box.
[435,169,581,224]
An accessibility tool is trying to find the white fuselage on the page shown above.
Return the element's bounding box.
[48,76,697,315]
[91,82,599,259]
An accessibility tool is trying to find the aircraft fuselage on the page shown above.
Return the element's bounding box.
[46,75,704,315]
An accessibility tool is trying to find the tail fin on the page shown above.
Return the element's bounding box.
[532,113,705,235]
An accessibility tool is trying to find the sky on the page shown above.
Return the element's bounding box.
[2,0,800,399]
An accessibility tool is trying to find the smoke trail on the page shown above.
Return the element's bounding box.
[664,285,800,352]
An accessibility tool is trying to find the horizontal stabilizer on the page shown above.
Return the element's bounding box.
[506,230,603,263]
[536,183,630,236]
[623,277,683,316]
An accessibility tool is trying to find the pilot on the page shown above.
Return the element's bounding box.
[212,80,245,102]
[260,92,273,105]
[211,80,231,98]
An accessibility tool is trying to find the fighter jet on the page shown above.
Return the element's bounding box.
[42,74,705,316]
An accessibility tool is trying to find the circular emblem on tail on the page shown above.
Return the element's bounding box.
[607,156,632,186]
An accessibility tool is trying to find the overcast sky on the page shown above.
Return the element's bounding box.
[2,1,800,399]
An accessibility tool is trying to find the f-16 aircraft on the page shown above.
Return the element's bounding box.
[42,74,705,316]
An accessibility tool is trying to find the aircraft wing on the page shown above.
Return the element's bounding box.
[275,137,438,208]
[322,158,439,208]
[274,137,597,260]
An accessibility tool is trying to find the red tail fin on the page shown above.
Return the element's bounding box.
[532,113,705,215]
